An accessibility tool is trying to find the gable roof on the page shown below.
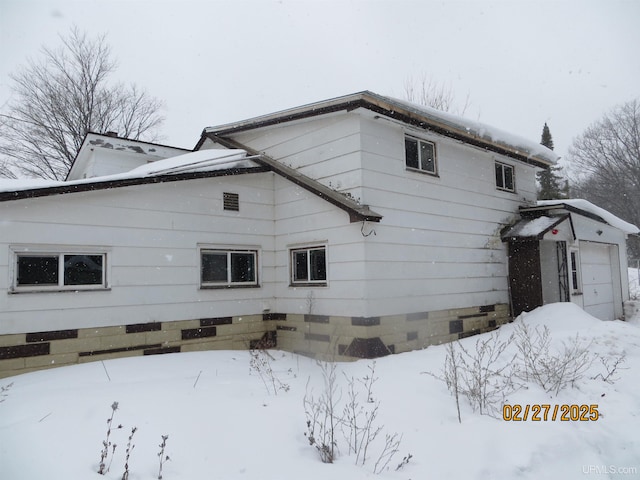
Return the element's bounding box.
[0,147,382,223]
[67,132,191,181]
[199,91,559,169]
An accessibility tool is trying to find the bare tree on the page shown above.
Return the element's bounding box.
[0,27,164,180]
[569,99,640,257]
[403,73,471,115]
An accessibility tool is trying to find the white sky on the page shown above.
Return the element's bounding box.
[1,0,639,164]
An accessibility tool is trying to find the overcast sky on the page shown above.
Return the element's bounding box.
[1,0,639,164]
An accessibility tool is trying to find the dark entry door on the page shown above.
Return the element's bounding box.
[508,241,543,317]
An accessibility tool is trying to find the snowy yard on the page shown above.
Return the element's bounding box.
[1,302,639,480]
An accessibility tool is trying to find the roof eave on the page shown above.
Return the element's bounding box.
[202,91,556,169]
[0,166,270,203]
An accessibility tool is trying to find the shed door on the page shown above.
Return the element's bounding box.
[580,242,618,320]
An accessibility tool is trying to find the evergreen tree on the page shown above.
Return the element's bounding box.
[536,122,568,199]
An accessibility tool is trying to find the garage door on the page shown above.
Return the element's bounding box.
[580,242,617,320]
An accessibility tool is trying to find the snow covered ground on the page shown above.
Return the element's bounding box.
[1,303,639,480]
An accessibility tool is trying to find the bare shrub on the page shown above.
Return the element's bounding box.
[98,401,122,475]
[304,361,339,463]
[427,331,519,419]
[304,360,407,473]
[249,347,290,396]
[514,322,594,395]
[592,352,627,384]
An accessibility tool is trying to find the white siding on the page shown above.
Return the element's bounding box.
[0,174,278,334]
[357,116,537,316]
[226,110,541,318]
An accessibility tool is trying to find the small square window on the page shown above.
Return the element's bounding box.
[201,249,257,287]
[291,246,327,285]
[405,136,437,175]
[495,162,515,192]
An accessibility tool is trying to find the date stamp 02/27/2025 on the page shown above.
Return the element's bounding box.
[502,404,599,421]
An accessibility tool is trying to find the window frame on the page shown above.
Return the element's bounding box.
[569,248,582,295]
[404,135,438,176]
[495,161,516,192]
[10,247,108,293]
[200,248,259,288]
[290,245,327,286]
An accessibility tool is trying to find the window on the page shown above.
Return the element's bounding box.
[569,249,581,293]
[495,162,515,192]
[405,136,437,175]
[14,252,106,291]
[291,246,327,285]
[201,249,257,287]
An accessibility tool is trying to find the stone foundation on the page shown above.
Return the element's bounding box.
[0,303,511,378]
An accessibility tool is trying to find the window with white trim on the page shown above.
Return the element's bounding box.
[290,246,327,285]
[200,249,258,287]
[405,136,437,175]
[569,248,582,294]
[13,251,107,292]
[495,162,515,192]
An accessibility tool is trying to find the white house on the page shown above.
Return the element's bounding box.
[0,91,635,378]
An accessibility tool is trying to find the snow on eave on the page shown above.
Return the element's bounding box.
[202,91,559,168]
[0,149,262,200]
[536,199,640,235]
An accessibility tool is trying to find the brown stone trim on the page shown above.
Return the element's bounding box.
[200,317,232,327]
[343,337,391,359]
[304,333,330,342]
[276,325,296,332]
[304,314,330,324]
[126,323,161,334]
[449,319,463,334]
[79,343,161,357]
[0,343,50,360]
[26,329,78,342]
[351,316,380,326]
[458,312,488,320]
[144,346,181,356]
[263,313,287,321]
[182,327,217,340]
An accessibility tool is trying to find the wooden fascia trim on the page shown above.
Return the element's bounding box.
[0,166,270,203]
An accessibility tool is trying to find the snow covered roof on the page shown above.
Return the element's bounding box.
[0,147,382,223]
[536,199,639,235]
[501,214,571,240]
[0,149,265,198]
[202,91,559,169]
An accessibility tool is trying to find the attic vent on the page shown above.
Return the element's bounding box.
[223,192,239,211]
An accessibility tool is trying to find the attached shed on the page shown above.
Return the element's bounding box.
[502,199,639,320]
